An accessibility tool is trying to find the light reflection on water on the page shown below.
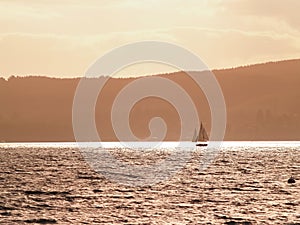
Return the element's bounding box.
[0,141,299,149]
[0,142,299,224]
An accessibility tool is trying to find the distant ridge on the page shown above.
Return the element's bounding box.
[213,58,300,72]
[2,58,300,80]
[0,59,299,141]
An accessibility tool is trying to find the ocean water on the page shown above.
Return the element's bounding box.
[1,141,300,149]
[0,142,299,224]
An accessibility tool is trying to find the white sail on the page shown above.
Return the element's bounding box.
[192,128,198,142]
[198,123,209,142]
[192,123,209,143]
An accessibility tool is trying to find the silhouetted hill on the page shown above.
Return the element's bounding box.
[214,59,300,140]
[0,59,299,141]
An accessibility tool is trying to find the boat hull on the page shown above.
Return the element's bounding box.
[196,143,208,147]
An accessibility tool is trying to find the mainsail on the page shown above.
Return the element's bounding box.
[192,123,209,142]
[198,123,209,142]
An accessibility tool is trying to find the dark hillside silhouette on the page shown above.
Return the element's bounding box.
[0,59,299,142]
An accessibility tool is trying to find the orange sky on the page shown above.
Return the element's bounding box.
[0,0,300,78]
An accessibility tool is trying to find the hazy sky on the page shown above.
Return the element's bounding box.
[0,0,299,78]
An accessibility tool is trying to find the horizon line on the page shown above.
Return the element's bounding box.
[1,58,299,80]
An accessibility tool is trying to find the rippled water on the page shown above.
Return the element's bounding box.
[1,141,300,149]
[0,142,299,224]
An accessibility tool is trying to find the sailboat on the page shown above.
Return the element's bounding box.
[192,123,209,146]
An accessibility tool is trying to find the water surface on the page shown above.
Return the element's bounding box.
[0,142,299,224]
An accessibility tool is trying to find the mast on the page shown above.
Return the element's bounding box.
[198,123,209,142]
